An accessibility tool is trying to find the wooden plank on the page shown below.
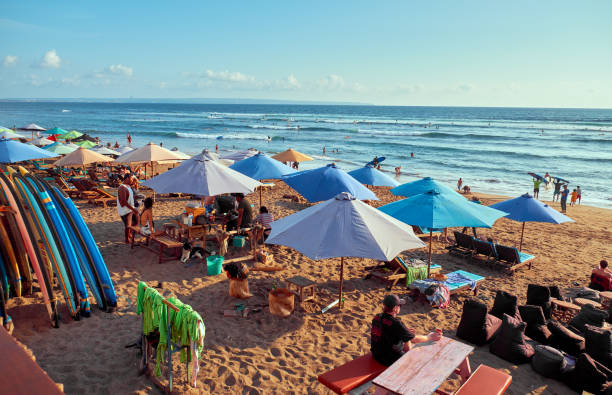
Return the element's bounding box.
[373,337,473,395]
[0,329,64,395]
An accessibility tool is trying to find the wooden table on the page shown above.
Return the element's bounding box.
[574,298,602,309]
[599,292,612,309]
[286,275,316,302]
[551,299,581,322]
[373,337,473,394]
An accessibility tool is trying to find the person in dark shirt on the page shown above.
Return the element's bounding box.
[371,295,442,366]
[226,193,253,231]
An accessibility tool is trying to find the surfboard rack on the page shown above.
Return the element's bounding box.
[138,283,192,394]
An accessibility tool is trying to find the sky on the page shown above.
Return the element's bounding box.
[1,1,611,108]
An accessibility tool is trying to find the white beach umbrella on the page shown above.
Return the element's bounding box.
[220,149,258,161]
[91,146,121,156]
[115,146,135,155]
[30,136,54,146]
[113,142,185,178]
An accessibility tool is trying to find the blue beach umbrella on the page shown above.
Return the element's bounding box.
[0,138,59,163]
[282,163,378,202]
[230,152,296,205]
[347,165,399,187]
[379,188,508,272]
[391,176,458,197]
[490,193,574,250]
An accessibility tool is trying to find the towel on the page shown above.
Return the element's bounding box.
[444,272,477,290]
[405,266,429,287]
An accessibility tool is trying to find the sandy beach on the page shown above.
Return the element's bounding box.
[6,181,612,394]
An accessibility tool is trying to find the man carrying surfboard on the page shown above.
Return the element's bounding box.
[533,178,543,199]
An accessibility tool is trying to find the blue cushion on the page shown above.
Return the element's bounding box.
[517,250,535,263]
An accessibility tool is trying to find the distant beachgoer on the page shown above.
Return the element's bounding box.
[215,144,218,152]
[457,178,463,191]
[462,185,470,194]
[560,185,569,213]
[292,162,299,170]
[114,141,120,149]
[117,174,138,244]
[410,152,414,158]
[267,136,271,142]
[377,164,381,170]
[552,179,564,202]
[159,142,163,147]
[533,178,543,199]
[570,189,578,206]
[395,166,401,176]
[576,186,582,204]
[372,156,378,166]
[323,146,326,155]
[544,172,550,179]
[371,295,442,366]
[127,133,132,145]
[106,142,111,148]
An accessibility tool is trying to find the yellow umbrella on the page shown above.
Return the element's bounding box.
[271,148,313,163]
[53,147,114,167]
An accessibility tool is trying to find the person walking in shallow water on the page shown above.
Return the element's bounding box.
[560,185,569,213]
[457,178,463,191]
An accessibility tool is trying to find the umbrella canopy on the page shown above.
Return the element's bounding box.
[379,188,508,271]
[0,138,59,163]
[391,176,458,197]
[142,151,262,196]
[74,139,97,148]
[57,130,83,140]
[19,123,46,131]
[272,148,313,163]
[91,146,120,156]
[45,127,69,135]
[0,130,26,139]
[220,149,258,161]
[44,142,78,154]
[73,134,97,143]
[348,165,399,187]
[266,192,425,308]
[53,147,114,167]
[230,153,296,180]
[115,146,135,154]
[490,193,574,250]
[30,136,54,146]
[165,150,190,160]
[282,163,378,202]
[113,142,183,163]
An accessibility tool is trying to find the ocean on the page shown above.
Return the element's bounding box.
[1,101,611,208]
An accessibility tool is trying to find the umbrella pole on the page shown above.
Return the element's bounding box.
[339,257,344,309]
[427,230,433,277]
[519,222,525,251]
[259,187,262,207]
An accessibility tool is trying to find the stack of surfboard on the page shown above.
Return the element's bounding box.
[0,167,116,328]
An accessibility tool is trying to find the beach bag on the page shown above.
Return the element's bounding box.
[229,278,252,299]
[269,288,294,317]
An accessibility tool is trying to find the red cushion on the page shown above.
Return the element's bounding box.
[318,353,387,394]
[591,270,612,291]
[456,365,512,395]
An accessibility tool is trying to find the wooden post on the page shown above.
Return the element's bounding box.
[339,257,344,309]
[259,187,262,207]
[427,230,433,278]
[519,222,525,251]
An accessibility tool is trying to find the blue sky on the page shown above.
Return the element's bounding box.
[1,1,611,107]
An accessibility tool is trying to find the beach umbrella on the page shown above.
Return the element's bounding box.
[0,129,27,139]
[115,146,135,155]
[142,150,262,196]
[220,149,258,161]
[73,134,97,143]
[57,130,83,140]
[73,140,97,149]
[30,136,54,146]
[53,147,114,167]
[113,142,185,179]
[272,148,313,164]
[282,163,378,202]
[230,153,296,205]
[348,165,399,187]
[44,142,78,154]
[391,176,458,197]
[0,138,59,163]
[19,123,46,132]
[45,127,69,135]
[266,192,426,309]
[379,188,508,274]
[91,146,120,156]
[490,193,574,251]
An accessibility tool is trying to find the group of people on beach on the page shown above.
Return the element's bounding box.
[533,173,582,213]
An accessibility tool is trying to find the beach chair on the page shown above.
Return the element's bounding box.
[54,176,81,199]
[69,178,99,199]
[87,169,108,184]
[413,225,443,240]
[494,244,535,272]
[366,257,441,289]
[446,231,475,259]
[471,239,498,264]
[87,188,117,208]
[317,353,387,394]
[589,269,612,291]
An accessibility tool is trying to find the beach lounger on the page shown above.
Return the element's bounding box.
[317,353,387,394]
[408,269,486,304]
[53,176,81,199]
[494,244,535,272]
[471,239,498,264]
[446,231,475,259]
[87,188,117,208]
[413,225,443,240]
[366,257,441,289]
[69,178,99,199]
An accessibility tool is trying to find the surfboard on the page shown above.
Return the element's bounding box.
[0,173,58,327]
[366,156,386,167]
[1,208,32,294]
[9,170,80,319]
[24,174,90,317]
[0,220,21,297]
[42,179,107,310]
[551,176,570,184]
[527,172,548,183]
[53,186,117,307]
[0,252,9,300]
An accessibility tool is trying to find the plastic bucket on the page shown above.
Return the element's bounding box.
[233,235,246,247]
[206,255,224,275]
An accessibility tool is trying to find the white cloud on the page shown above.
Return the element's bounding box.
[317,74,345,90]
[204,69,255,83]
[3,55,17,67]
[286,74,301,89]
[40,50,61,68]
[107,64,133,77]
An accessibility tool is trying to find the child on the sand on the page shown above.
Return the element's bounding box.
[570,189,578,206]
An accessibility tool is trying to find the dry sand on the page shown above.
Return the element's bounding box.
[7,182,612,394]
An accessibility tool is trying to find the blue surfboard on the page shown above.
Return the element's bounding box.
[366,156,386,167]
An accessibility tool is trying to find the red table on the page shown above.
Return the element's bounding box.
[373,336,474,395]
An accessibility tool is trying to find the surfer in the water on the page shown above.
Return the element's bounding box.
[533,178,543,199]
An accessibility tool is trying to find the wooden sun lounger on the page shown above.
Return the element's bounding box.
[54,176,81,199]
[366,257,441,290]
[446,231,475,259]
[87,188,116,208]
[494,244,534,272]
[69,178,98,199]
[471,239,498,264]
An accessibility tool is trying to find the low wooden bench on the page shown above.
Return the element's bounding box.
[318,353,387,394]
[454,364,512,395]
[149,234,183,264]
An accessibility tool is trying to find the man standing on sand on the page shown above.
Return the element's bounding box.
[560,185,569,213]
[552,179,564,202]
[117,174,139,244]
[576,186,582,204]
[533,178,543,199]
[371,295,442,366]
